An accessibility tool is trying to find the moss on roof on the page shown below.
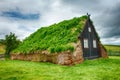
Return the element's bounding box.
[13,15,87,54]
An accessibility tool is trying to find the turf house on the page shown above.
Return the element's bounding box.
[11,14,108,65]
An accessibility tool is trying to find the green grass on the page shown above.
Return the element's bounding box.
[0,56,120,80]
[13,16,87,54]
[0,44,5,54]
[104,45,120,56]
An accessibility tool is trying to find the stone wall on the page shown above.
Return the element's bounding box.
[98,42,108,58]
[11,52,58,63]
[10,41,108,65]
[10,42,84,65]
[56,42,84,65]
[73,42,84,64]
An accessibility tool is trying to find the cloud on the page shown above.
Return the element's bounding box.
[100,3,120,38]
[0,0,50,40]
[101,37,120,45]
[0,0,120,45]
[61,0,120,45]
[61,0,103,14]
[1,10,40,20]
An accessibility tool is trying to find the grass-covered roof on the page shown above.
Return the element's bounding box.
[13,15,87,54]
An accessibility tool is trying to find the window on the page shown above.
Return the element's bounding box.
[93,40,97,48]
[88,27,91,32]
[84,39,88,48]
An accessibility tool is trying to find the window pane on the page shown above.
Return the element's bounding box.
[93,40,97,48]
[84,39,88,48]
[88,27,91,32]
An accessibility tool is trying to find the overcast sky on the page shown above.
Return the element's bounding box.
[0,0,120,45]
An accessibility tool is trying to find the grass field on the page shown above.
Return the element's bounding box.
[0,56,120,80]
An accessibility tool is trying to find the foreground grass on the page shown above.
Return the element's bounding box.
[0,56,120,80]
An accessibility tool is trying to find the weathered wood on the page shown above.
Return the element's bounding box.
[79,15,101,59]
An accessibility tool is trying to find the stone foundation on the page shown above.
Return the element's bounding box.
[11,42,84,65]
[98,42,108,58]
[10,42,108,65]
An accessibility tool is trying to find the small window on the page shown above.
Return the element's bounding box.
[84,39,88,48]
[88,27,91,32]
[93,40,97,48]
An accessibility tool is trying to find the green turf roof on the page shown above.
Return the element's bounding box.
[13,15,87,54]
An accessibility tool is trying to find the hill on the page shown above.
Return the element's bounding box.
[0,43,5,54]
[0,39,5,54]
[104,45,120,56]
[13,16,87,54]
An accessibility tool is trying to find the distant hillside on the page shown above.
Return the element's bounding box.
[0,39,5,54]
[104,45,120,56]
[13,16,87,54]
[0,43,5,54]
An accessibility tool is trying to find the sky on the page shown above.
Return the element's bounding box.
[0,0,120,45]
